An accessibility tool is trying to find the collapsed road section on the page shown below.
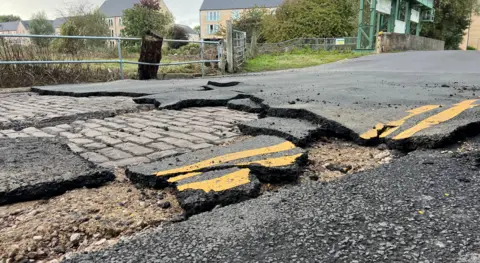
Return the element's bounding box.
[126,136,307,216]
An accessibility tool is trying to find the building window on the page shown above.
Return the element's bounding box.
[207,11,220,21]
[111,30,114,37]
[119,18,123,26]
[232,10,240,20]
[207,24,220,35]
[107,18,113,27]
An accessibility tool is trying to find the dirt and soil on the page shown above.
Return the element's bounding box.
[0,169,183,263]
[307,137,394,182]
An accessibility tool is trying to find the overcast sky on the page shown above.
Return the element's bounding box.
[0,0,203,27]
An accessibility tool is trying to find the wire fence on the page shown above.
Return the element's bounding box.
[0,34,222,84]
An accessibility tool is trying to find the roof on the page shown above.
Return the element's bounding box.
[52,17,68,28]
[176,24,196,35]
[0,21,21,31]
[99,0,141,17]
[200,0,283,11]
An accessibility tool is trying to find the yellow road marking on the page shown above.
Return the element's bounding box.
[168,172,202,183]
[168,154,303,184]
[360,123,385,140]
[237,153,303,167]
[379,105,440,138]
[154,141,296,176]
[177,168,251,192]
[393,99,478,140]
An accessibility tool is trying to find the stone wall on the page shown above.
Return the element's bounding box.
[376,33,445,53]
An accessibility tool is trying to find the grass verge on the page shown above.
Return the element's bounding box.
[244,49,369,72]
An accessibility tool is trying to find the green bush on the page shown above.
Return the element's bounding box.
[262,0,356,42]
[467,45,477,50]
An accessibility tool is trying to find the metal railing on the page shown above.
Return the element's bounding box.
[0,34,223,78]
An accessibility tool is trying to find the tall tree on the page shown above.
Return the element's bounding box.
[29,11,55,47]
[122,0,173,38]
[234,7,270,44]
[422,0,480,49]
[262,0,356,42]
[193,25,201,34]
[0,15,21,22]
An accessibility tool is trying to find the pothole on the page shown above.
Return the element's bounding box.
[0,169,183,263]
[306,138,394,182]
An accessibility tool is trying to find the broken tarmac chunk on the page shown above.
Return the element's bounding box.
[126,136,307,188]
[238,117,325,147]
[227,98,264,113]
[174,167,261,216]
[133,91,250,109]
[0,138,114,205]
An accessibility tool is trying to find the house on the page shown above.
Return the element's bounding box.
[176,24,200,41]
[461,14,480,50]
[199,0,282,40]
[99,0,171,37]
[0,20,29,35]
[0,20,30,44]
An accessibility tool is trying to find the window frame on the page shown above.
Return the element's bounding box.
[207,11,220,21]
[207,24,220,35]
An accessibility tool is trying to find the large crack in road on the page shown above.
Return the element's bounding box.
[2,51,480,262]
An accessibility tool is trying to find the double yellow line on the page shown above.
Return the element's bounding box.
[154,141,303,192]
[361,99,479,140]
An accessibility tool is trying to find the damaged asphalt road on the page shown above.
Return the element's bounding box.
[26,50,480,262]
[64,137,480,263]
[35,51,480,150]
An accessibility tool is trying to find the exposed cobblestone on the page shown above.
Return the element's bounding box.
[0,93,144,130]
[2,106,258,168]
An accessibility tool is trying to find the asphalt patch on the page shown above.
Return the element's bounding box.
[0,138,114,205]
[227,98,264,113]
[238,117,326,147]
[133,91,250,109]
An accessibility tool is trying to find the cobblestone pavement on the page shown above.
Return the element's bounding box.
[0,107,258,168]
[0,93,143,129]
